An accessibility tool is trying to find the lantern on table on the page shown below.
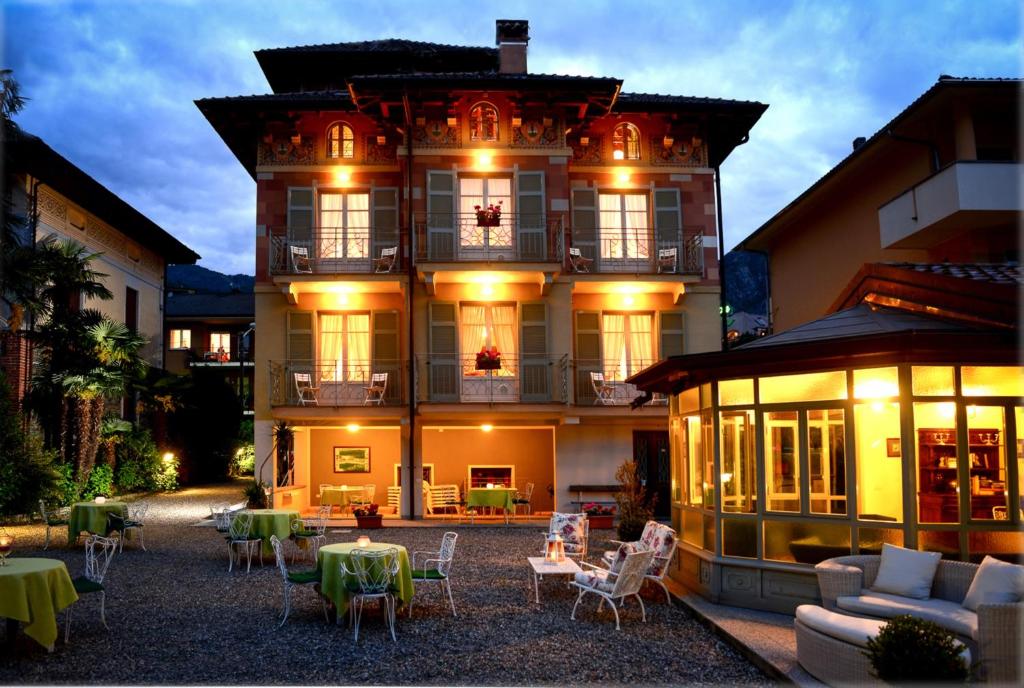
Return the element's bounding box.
[95,496,107,504]
[544,533,565,565]
[0,528,13,566]
[356,535,371,547]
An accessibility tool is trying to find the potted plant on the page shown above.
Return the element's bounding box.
[474,201,503,226]
[243,479,268,509]
[614,459,653,541]
[475,345,501,370]
[582,502,616,529]
[353,503,383,529]
[865,615,970,683]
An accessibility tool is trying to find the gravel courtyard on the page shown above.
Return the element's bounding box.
[0,484,768,686]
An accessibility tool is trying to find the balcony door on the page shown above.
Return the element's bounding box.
[599,313,653,404]
[319,192,369,263]
[460,303,518,401]
[599,193,649,269]
[318,313,370,404]
[458,178,512,255]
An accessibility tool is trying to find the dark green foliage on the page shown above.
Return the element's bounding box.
[865,615,970,683]
[52,462,80,506]
[0,372,58,516]
[615,459,653,541]
[243,479,267,509]
[169,369,241,483]
[80,463,114,501]
[112,426,161,492]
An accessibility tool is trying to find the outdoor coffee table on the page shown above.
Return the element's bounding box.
[527,556,581,604]
[0,558,78,651]
[68,501,128,545]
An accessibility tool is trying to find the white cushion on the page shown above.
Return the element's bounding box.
[870,543,941,599]
[962,555,1024,611]
[837,590,978,639]
[796,604,886,648]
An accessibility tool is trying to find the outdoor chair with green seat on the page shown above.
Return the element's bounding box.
[225,511,261,573]
[65,534,118,642]
[269,535,328,628]
[38,500,70,550]
[512,482,535,517]
[290,504,329,564]
[409,531,458,618]
[339,547,401,642]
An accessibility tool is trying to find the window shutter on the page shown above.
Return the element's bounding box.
[372,310,401,402]
[288,188,313,243]
[520,302,549,401]
[574,310,601,404]
[372,188,399,262]
[660,312,685,358]
[427,171,455,260]
[428,302,458,401]
[653,188,681,251]
[286,310,313,405]
[571,188,598,263]
[516,171,546,260]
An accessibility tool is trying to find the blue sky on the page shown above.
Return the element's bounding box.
[3,0,1020,274]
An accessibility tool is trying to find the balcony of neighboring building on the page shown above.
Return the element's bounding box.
[189,348,254,367]
[878,161,1023,250]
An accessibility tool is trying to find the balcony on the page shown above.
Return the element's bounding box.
[416,354,569,404]
[566,229,704,275]
[269,228,409,275]
[187,349,254,366]
[268,360,406,407]
[414,213,564,263]
[572,359,668,406]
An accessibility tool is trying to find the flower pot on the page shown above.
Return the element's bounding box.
[356,515,383,529]
[476,216,501,227]
[475,359,501,371]
[588,514,614,529]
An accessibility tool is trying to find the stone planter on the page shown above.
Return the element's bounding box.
[588,514,614,529]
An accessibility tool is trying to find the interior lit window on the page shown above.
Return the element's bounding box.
[719,378,754,406]
[912,365,955,396]
[319,192,369,259]
[764,411,799,512]
[599,193,649,261]
[210,332,231,356]
[808,409,847,515]
[612,122,640,160]
[671,417,683,504]
[966,406,1008,520]
[914,402,959,524]
[854,401,903,522]
[684,415,702,507]
[601,313,653,382]
[458,177,511,249]
[720,410,756,513]
[460,304,516,378]
[853,367,898,399]
[169,329,191,350]
[961,366,1024,397]
[701,409,715,509]
[759,370,847,404]
[326,122,354,159]
[1017,407,1023,521]
[469,102,498,142]
[319,313,370,383]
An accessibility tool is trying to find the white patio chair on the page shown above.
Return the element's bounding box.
[601,520,679,604]
[568,247,593,273]
[570,548,655,630]
[373,246,398,273]
[294,372,320,406]
[225,511,261,573]
[212,506,234,534]
[270,535,328,628]
[363,372,388,405]
[590,372,616,405]
[339,547,401,642]
[409,531,458,618]
[657,247,678,273]
[65,534,118,643]
[290,504,329,564]
[118,501,149,553]
[38,499,70,550]
[541,512,590,561]
[512,482,535,517]
[290,245,312,273]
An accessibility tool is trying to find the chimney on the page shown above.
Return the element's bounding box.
[852,136,867,151]
[495,19,529,74]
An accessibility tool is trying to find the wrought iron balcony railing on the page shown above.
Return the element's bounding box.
[413,213,564,263]
[189,349,253,364]
[572,359,669,406]
[416,354,569,404]
[268,359,406,407]
[269,228,409,275]
[566,229,704,275]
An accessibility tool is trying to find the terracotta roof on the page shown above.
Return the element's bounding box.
[165,292,254,319]
[256,39,497,55]
[882,262,1023,285]
[617,92,765,108]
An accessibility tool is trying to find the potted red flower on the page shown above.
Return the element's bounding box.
[475,345,501,370]
[583,502,616,529]
[353,503,383,529]
[474,201,503,227]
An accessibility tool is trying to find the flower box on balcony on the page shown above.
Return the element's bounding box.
[475,359,502,371]
[475,202,503,227]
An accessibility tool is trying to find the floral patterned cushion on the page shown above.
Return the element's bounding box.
[602,522,678,577]
[550,512,586,548]
[574,569,616,593]
[608,543,640,574]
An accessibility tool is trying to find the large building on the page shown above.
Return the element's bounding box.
[198,20,766,517]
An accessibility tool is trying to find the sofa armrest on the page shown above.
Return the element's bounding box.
[976,602,1023,684]
[814,560,864,609]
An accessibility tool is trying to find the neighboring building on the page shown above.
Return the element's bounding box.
[628,77,1022,615]
[198,20,766,516]
[738,76,1020,333]
[1,134,198,402]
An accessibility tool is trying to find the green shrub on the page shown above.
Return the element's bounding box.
[243,479,267,508]
[155,452,179,491]
[113,426,161,492]
[80,463,114,500]
[614,459,653,541]
[231,444,255,476]
[865,615,970,683]
[52,462,81,506]
[0,372,59,516]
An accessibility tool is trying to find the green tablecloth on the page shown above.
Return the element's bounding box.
[0,558,79,650]
[467,488,516,512]
[68,502,127,545]
[321,487,367,507]
[242,509,300,556]
[317,542,413,616]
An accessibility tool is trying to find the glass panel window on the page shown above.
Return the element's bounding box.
[764,411,799,512]
[859,527,903,554]
[599,193,649,261]
[169,329,191,350]
[722,519,757,558]
[319,192,369,259]
[683,415,702,507]
[720,410,756,513]
[326,122,354,159]
[469,102,498,142]
[458,177,512,249]
[914,402,959,524]
[682,509,702,548]
[601,313,653,382]
[854,401,903,522]
[319,313,370,382]
[460,304,517,378]
[966,406,1008,520]
[809,409,847,515]
[853,367,899,399]
[678,387,699,414]
[759,370,847,404]
[764,520,850,565]
[961,366,1024,397]
[1017,407,1023,520]
[913,366,955,396]
[612,122,640,160]
[968,530,1023,564]
[670,417,683,504]
[701,410,715,509]
[919,530,960,559]
[719,378,754,406]
[210,332,231,356]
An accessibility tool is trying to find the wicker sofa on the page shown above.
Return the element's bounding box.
[815,555,1022,683]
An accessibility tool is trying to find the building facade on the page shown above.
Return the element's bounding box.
[199,20,765,516]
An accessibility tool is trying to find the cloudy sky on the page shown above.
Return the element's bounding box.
[3,0,1020,275]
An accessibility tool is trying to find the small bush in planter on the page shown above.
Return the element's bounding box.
[353,503,379,518]
[614,459,653,541]
[242,479,268,509]
[865,615,970,683]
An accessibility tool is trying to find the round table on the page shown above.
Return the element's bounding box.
[0,558,78,650]
[242,509,300,556]
[320,486,368,509]
[467,488,516,512]
[317,542,414,616]
[68,501,127,545]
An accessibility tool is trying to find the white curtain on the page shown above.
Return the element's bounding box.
[599,194,649,259]
[459,178,485,247]
[345,314,370,381]
[628,314,654,372]
[460,305,488,375]
[602,314,626,380]
[319,314,344,381]
[623,194,649,259]
[319,194,344,259]
[318,193,369,259]
[459,178,512,248]
[490,305,516,377]
[599,194,622,259]
[346,194,369,259]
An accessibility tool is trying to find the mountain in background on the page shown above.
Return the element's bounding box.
[167,264,254,294]
[723,250,769,317]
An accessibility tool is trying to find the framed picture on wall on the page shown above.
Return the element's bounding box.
[886,438,901,457]
[334,447,370,473]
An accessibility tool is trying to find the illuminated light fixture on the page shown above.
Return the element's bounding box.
[938,402,956,419]
[623,295,634,306]
[477,152,493,167]
[356,535,371,547]
[415,116,426,126]
[290,133,302,145]
[376,134,387,145]
[613,149,625,160]
[511,115,522,127]
[721,472,733,483]
[346,423,360,433]
[663,135,674,148]
[579,136,589,146]
[480,283,495,297]
[481,424,494,432]
[336,293,349,306]
[542,116,553,127]
[162,452,175,465]
[334,168,351,185]
[446,115,458,127]
[616,171,631,184]
[854,378,899,400]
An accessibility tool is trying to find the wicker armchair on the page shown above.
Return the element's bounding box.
[815,554,1022,683]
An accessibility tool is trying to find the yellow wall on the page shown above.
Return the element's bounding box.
[853,403,903,521]
[308,427,402,505]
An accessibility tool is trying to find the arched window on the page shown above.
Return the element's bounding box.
[612,122,641,160]
[326,122,354,159]
[469,102,499,142]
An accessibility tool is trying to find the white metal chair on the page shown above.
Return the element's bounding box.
[409,531,458,618]
[363,372,388,405]
[542,512,590,561]
[65,534,118,642]
[373,246,398,273]
[290,504,329,563]
[590,372,616,406]
[570,548,655,630]
[225,512,261,573]
[294,372,320,406]
[270,535,328,628]
[657,247,678,273]
[339,547,401,642]
[118,501,148,553]
[512,482,535,517]
[38,500,69,550]
[290,245,312,273]
[601,520,679,603]
[568,247,593,273]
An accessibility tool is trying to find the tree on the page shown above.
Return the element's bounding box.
[0,371,57,516]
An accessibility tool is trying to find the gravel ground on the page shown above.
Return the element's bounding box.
[0,483,769,686]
